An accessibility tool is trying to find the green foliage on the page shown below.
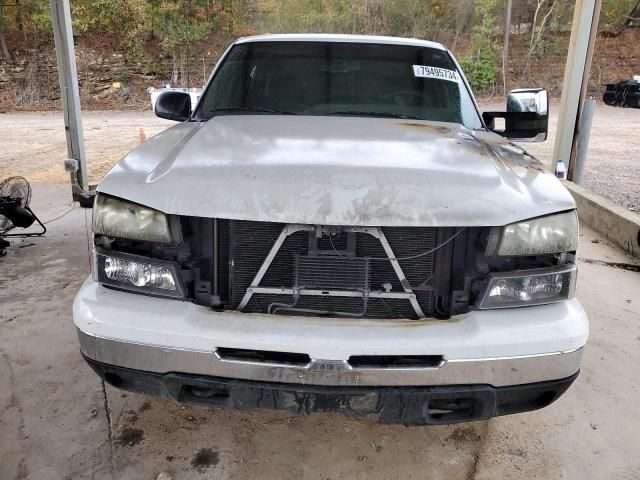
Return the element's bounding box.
[460,52,498,91]
[147,0,210,54]
[2,0,635,79]
[600,0,639,29]
[72,0,152,59]
[253,0,459,39]
[460,0,499,91]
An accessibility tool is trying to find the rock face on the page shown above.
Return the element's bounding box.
[0,47,169,111]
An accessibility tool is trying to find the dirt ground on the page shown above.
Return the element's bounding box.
[0,102,638,212]
[0,184,639,479]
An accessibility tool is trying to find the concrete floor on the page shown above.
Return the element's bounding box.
[1,183,639,480]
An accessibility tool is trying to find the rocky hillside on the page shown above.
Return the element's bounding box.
[0,27,638,111]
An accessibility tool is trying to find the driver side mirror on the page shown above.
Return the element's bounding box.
[155,91,192,122]
[482,88,548,142]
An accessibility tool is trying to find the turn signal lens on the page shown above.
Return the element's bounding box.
[92,248,185,299]
[477,265,576,309]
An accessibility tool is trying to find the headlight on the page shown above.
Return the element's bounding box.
[92,248,185,299]
[489,211,578,256]
[477,265,576,309]
[92,193,179,243]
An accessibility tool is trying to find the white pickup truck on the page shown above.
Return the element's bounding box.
[75,34,587,425]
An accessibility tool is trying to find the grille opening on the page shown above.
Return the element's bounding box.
[185,385,230,400]
[348,355,444,369]
[216,347,311,366]
[426,398,478,422]
[189,219,470,318]
[316,232,349,251]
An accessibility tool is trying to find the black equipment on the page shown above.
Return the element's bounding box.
[0,176,46,238]
[603,79,640,108]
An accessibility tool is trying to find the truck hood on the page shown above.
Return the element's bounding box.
[98,116,575,227]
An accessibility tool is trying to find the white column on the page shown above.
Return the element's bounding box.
[552,0,601,180]
[50,0,88,196]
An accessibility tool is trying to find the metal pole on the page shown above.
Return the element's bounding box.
[573,99,596,185]
[569,0,601,180]
[552,0,601,180]
[50,0,88,198]
[502,0,513,96]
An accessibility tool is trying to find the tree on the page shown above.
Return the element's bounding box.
[460,0,500,92]
[0,6,12,61]
[147,0,211,85]
[451,0,474,52]
[615,0,640,35]
[522,0,556,75]
[503,0,513,95]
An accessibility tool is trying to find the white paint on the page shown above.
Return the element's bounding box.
[235,33,447,51]
[97,115,575,227]
[74,278,588,362]
[149,87,203,113]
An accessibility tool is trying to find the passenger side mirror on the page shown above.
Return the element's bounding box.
[155,91,191,122]
[482,88,548,142]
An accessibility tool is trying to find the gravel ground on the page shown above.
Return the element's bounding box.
[0,103,638,211]
[513,101,640,213]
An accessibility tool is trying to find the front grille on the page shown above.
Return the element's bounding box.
[217,220,440,319]
[244,293,419,319]
[295,255,370,291]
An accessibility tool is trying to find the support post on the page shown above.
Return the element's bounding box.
[552,0,601,181]
[50,0,88,198]
[573,99,596,185]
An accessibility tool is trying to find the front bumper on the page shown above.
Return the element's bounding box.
[74,278,588,388]
[75,278,587,423]
[85,355,578,425]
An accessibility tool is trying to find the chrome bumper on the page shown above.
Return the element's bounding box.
[77,328,583,388]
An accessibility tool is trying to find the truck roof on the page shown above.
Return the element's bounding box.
[235,33,447,51]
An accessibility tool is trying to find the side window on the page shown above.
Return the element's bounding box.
[200,47,249,113]
[460,93,481,128]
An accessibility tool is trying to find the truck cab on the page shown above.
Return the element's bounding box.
[75,34,587,425]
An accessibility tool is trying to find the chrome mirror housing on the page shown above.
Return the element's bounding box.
[507,88,548,116]
[483,88,549,143]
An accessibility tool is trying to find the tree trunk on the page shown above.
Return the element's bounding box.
[171,54,179,85]
[615,0,640,36]
[0,29,12,62]
[452,1,473,53]
[503,0,513,96]
[523,0,555,75]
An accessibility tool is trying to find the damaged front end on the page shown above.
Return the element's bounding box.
[90,193,578,321]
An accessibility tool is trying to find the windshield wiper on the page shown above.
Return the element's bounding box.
[326,111,422,120]
[209,107,298,116]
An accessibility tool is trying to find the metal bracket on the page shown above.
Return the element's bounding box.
[237,224,426,319]
[375,228,425,318]
[237,224,314,310]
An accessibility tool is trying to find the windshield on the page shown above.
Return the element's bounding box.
[195,41,482,128]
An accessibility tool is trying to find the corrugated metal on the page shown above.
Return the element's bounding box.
[223,220,438,319]
[295,256,369,291]
[229,221,284,306]
[244,294,419,320]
